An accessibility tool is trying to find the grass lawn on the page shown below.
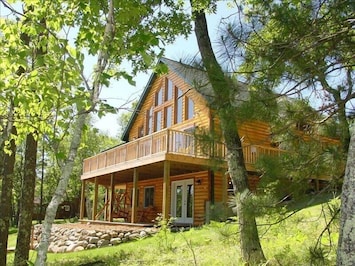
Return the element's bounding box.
[7,194,339,265]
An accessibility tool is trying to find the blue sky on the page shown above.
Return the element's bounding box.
[0,1,236,137]
[95,2,236,137]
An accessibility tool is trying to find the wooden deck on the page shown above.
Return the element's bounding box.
[81,128,283,180]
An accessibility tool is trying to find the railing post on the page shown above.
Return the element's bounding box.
[136,139,139,159]
[166,129,170,153]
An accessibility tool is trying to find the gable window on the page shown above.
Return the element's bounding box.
[175,87,183,124]
[165,106,173,128]
[154,110,162,131]
[146,107,153,135]
[165,79,173,101]
[144,186,154,207]
[186,97,195,120]
[155,88,163,106]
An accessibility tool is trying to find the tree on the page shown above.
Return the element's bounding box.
[219,0,353,263]
[190,1,266,264]
[1,0,191,264]
[337,119,355,265]
[14,133,38,266]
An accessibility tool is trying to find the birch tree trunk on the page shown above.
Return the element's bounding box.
[191,4,265,264]
[34,0,114,264]
[337,120,355,265]
[35,114,87,265]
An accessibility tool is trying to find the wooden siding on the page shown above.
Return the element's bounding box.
[125,171,210,226]
[238,120,272,146]
[213,171,227,203]
[128,70,211,142]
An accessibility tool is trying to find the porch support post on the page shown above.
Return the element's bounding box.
[92,177,98,220]
[131,168,138,223]
[162,160,170,220]
[79,180,86,220]
[108,173,114,222]
[104,188,108,221]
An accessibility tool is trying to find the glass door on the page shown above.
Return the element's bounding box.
[171,179,194,224]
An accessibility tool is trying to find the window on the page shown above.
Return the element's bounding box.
[175,88,183,124]
[154,110,162,131]
[186,97,195,120]
[146,107,153,135]
[165,106,172,128]
[155,88,163,106]
[144,187,154,207]
[165,79,173,101]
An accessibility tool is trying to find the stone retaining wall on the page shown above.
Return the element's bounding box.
[32,224,157,253]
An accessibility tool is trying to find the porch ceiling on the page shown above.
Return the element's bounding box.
[83,159,220,187]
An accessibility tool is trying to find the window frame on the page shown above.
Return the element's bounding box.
[186,97,195,120]
[165,78,173,101]
[175,87,183,124]
[143,186,154,208]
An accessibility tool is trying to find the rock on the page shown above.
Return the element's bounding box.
[101,233,111,240]
[88,237,99,244]
[109,231,118,238]
[97,239,110,248]
[128,233,139,240]
[34,224,157,253]
[74,246,85,252]
[86,244,97,249]
[87,230,97,236]
[67,243,80,252]
[77,240,89,248]
[110,238,122,245]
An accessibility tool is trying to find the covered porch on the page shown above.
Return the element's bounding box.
[79,128,283,225]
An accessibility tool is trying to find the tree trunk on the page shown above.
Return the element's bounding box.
[14,133,38,266]
[0,125,17,266]
[35,113,87,265]
[191,4,265,264]
[337,120,355,265]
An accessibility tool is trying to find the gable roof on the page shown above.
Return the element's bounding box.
[121,57,211,141]
[121,57,248,141]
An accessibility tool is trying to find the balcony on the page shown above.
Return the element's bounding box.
[81,128,283,180]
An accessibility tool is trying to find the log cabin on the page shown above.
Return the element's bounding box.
[79,58,339,226]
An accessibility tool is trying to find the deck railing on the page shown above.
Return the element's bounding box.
[243,144,283,165]
[82,129,283,175]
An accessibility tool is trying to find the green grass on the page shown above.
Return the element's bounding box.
[7,195,339,266]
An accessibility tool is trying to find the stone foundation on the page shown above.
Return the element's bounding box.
[32,224,157,253]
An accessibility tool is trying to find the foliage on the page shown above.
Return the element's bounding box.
[5,194,339,265]
[1,1,193,264]
[153,214,176,252]
[236,0,353,149]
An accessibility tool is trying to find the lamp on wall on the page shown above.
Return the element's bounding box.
[196,179,202,185]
